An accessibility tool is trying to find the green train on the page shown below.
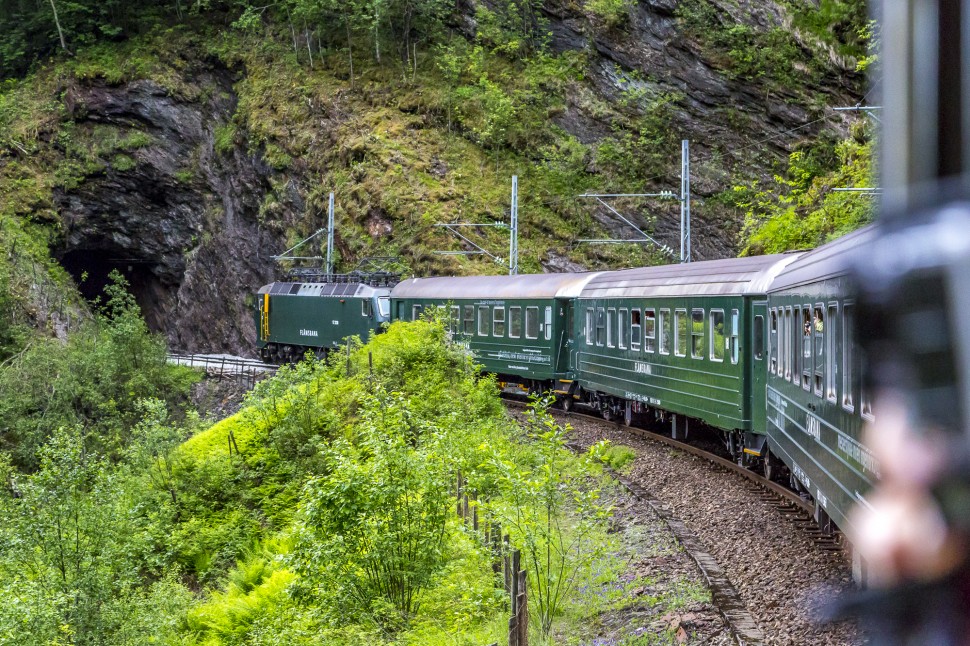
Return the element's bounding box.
[254,229,875,577]
[254,272,393,363]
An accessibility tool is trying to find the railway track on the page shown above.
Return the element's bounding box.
[505,396,863,645]
[167,353,277,387]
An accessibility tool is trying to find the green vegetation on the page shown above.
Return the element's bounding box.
[0,0,872,293]
[0,310,661,643]
[676,0,868,84]
[0,272,198,469]
[599,443,637,472]
[735,126,875,254]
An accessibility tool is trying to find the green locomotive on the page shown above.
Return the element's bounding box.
[254,271,394,363]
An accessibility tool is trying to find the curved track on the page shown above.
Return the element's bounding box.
[506,397,862,645]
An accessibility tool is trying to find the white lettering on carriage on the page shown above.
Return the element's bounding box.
[837,435,882,478]
[633,361,651,375]
[300,329,319,337]
[806,414,821,441]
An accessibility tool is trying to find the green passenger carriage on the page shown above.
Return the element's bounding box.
[764,226,876,534]
[570,255,799,445]
[390,273,602,390]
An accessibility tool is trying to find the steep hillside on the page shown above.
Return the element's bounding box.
[0,0,868,355]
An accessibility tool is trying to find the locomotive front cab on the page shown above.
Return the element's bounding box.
[254,273,397,363]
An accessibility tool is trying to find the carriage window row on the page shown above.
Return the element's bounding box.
[584,305,736,364]
[767,301,873,420]
[439,304,545,340]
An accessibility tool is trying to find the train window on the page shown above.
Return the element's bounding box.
[478,306,490,336]
[544,306,552,341]
[753,314,765,360]
[691,309,704,359]
[658,310,670,354]
[493,307,506,337]
[730,310,740,364]
[584,308,593,345]
[631,309,642,350]
[842,303,854,412]
[463,305,475,335]
[526,306,540,340]
[618,309,628,349]
[595,308,605,346]
[769,309,778,374]
[791,307,800,385]
[450,306,460,332]
[814,305,825,397]
[379,296,390,318]
[607,308,616,348]
[826,304,838,403]
[776,308,784,376]
[647,310,657,353]
[784,308,792,381]
[363,299,373,317]
[510,306,522,339]
[710,310,725,362]
[412,304,423,321]
[802,306,812,391]
[674,310,687,357]
[860,335,874,421]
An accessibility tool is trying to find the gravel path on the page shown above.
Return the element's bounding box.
[563,411,865,646]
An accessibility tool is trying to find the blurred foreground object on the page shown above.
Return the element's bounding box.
[845,0,970,641]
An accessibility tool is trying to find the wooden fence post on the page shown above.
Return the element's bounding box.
[456,473,463,518]
[472,492,478,531]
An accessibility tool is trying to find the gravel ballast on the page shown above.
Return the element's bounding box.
[563,412,865,646]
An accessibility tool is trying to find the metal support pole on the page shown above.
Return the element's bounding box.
[680,140,691,263]
[326,192,335,277]
[510,175,519,276]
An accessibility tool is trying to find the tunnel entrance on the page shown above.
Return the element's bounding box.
[59,249,173,333]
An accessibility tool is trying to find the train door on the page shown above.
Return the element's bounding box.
[749,299,768,431]
[554,298,573,374]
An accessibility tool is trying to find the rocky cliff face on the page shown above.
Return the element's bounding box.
[54,72,286,354]
[38,0,863,355]
[538,0,862,260]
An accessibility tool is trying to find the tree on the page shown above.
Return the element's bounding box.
[0,427,127,642]
[289,389,452,626]
[48,0,73,55]
[484,397,613,636]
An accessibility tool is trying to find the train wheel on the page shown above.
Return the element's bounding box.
[561,396,574,412]
[763,451,778,482]
[601,403,614,422]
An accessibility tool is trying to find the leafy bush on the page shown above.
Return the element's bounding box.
[736,133,875,254]
[0,271,198,469]
[289,390,453,626]
[482,397,614,636]
[599,443,637,472]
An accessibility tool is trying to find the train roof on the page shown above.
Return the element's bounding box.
[391,272,604,300]
[577,254,801,299]
[767,225,874,293]
[257,281,391,297]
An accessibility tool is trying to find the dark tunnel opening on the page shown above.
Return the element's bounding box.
[59,249,172,333]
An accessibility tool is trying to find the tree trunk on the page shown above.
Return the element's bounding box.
[48,0,72,55]
[303,18,314,69]
[346,21,355,89]
[286,6,298,58]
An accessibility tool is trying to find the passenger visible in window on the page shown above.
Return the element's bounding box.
[814,312,824,333]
